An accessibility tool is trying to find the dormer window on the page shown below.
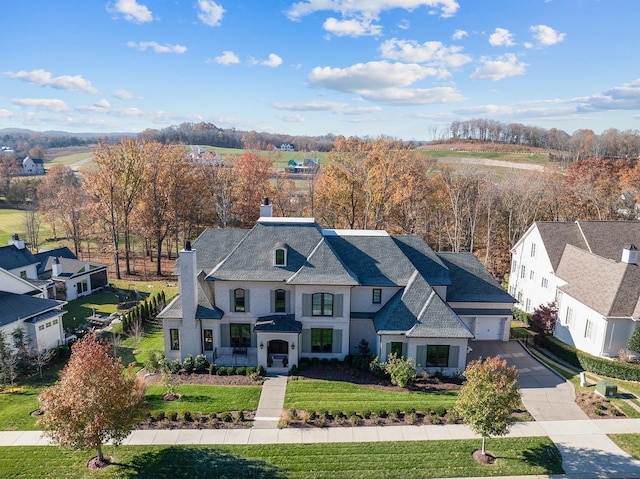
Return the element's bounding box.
[273,242,288,266]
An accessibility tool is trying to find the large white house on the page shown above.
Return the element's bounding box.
[159,201,514,374]
[509,220,640,357]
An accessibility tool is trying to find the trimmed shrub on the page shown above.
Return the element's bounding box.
[168,411,178,421]
[245,366,256,375]
[235,366,246,376]
[145,350,164,373]
[182,355,195,374]
[369,356,388,379]
[194,354,208,373]
[544,336,640,381]
[384,353,417,387]
[168,359,181,374]
[182,411,193,422]
[256,364,266,376]
[512,306,532,325]
[320,358,330,369]
[289,364,298,375]
[154,411,166,422]
[225,366,235,376]
[377,409,388,418]
[209,363,216,375]
[216,366,225,376]
[220,411,233,422]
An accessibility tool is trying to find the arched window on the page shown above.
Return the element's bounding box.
[312,292,333,316]
[234,288,246,312]
[275,289,286,312]
[274,245,287,266]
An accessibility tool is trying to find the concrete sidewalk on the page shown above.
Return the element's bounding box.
[253,374,287,429]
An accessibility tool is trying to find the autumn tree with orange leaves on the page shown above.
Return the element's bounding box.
[38,333,145,467]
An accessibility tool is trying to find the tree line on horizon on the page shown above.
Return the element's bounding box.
[5,135,640,283]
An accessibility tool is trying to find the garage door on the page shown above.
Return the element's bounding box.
[474,318,504,340]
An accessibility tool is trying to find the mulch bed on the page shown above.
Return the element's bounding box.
[575,391,625,419]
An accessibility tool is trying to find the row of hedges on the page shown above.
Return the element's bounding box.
[512,307,532,324]
[543,336,640,381]
[146,410,249,425]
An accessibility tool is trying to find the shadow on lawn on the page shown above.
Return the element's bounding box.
[522,443,564,474]
[117,446,286,479]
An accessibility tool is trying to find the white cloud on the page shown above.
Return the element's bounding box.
[398,19,410,30]
[12,98,68,112]
[357,86,465,105]
[577,79,640,111]
[278,113,306,123]
[273,101,349,111]
[94,99,111,108]
[107,0,153,23]
[197,0,225,27]
[260,53,283,68]
[4,69,98,94]
[379,38,471,68]
[489,27,515,46]
[113,89,134,99]
[127,41,187,54]
[452,29,467,40]
[0,109,12,119]
[286,0,460,21]
[213,50,240,65]
[309,61,438,93]
[470,54,527,81]
[527,24,566,47]
[323,17,382,37]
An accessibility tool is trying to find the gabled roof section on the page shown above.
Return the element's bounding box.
[323,232,417,286]
[0,244,38,271]
[287,238,358,286]
[438,252,515,303]
[374,271,472,338]
[158,274,223,320]
[535,221,588,271]
[556,244,640,318]
[576,221,640,261]
[254,314,302,333]
[208,220,324,281]
[34,247,76,275]
[391,235,451,286]
[0,291,63,327]
[51,257,107,279]
[174,228,249,276]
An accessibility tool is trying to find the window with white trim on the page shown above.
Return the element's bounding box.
[274,248,286,266]
[585,319,594,340]
[529,270,535,280]
[520,265,526,279]
[541,277,548,288]
[531,243,537,257]
[565,306,575,328]
[525,298,531,311]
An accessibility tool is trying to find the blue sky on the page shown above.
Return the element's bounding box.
[1,0,639,140]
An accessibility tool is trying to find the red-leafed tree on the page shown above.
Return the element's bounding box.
[530,301,558,338]
[37,333,145,467]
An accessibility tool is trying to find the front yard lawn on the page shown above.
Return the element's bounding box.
[285,379,457,413]
[145,384,261,415]
[610,434,640,459]
[0,438,563,478]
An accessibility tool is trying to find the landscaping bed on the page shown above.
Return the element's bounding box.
[576,391,626,419]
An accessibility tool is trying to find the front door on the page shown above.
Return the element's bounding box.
[268,339,288,354]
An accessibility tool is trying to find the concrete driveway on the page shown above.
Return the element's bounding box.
[467,340,588,421]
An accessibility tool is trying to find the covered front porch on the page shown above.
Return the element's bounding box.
[254,314,302,371]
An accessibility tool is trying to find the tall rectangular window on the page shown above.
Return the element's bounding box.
[390,341,403,358]
[372,288,382,304]
[203,329,213,351]
[585,320,594,339]
[529,270,535,280]
[541,277,548,288]
[525,298,531,311]
[311,328,333,352]
[520,265,526,279]
[170,329,180,350]
[230,323,251,347]
[531,243,537,257]
[312,293,333,316]
[566,307,575,328]
[234,288,245,312]
[275,289,286,313]
[426,345,450,367]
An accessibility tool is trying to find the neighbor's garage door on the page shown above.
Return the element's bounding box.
[474,318,504,340]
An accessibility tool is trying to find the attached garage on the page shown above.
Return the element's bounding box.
[474,318,505,340]
[454,308,513,341]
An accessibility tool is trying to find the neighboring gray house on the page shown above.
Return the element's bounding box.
[160,201,514,373]
[509,220,640,357]
[22,156,45,175]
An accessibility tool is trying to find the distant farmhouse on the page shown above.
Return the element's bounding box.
[278,143,295,151]
[286,158,319,174]
[22,156,45,175]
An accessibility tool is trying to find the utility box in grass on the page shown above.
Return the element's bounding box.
[595,379,617,397]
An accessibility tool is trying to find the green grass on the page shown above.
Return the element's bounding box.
[49,151,92,166]
[145,384,261,414]
[0,385,43,430]
[0,209,53,245]
[610,434,640,459]
[0,438,563,478]
[284,379,457,413]
[198,145,329,169]
[419,149,548,164]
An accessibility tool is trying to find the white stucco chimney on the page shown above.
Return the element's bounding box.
[8,233,25,250]
[622,244,638,265]
[260,197,273,218]
[52,257,62,277]
[179,241,198,325]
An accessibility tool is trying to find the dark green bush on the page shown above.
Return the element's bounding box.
[377,409,388,418]
[182,411,193,422]
[225,366,235,376]
[245,366,256,375]
[182,355,195,374]
[194,354,208,373]
[220,411,233,422]
[235,366,246,376]
[209,363,216,375]
[168,411,178,421]
[216,366,225,376]
[154,411,165,421]
[543,336,640,381]
[289,364,298,375]
[256,364,266,376]
[512,307,532,324]
[320,358,330,369]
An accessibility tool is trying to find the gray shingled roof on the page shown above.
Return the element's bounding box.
[556,244,640,318]
[34,247,76,275]
[535,221,588,271]
[374,271,473,338]
[208,220,324,281]
[323,233,416,286]
[576,221,640,261]
[392,235,451,286]
[0,245,39,271]
[174,228,249,276]
[157,274,223,320]
[254,314,302,333]
[287,238,358,285]
[437,252,515,303]
[0,291,63,327]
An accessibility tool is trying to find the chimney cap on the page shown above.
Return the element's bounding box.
[185,240,192,251]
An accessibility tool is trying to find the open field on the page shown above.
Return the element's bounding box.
[48,151,92,166]
[0,438,563,478]
[0,209,54,246]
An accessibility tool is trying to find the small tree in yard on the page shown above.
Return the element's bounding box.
[628,326,640,354]
[384,353,417,388]
[530,301,558,338]
[38,333,146,468]
[454,356,520,460]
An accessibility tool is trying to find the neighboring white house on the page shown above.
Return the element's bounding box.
[22,156,45,175]
[159,200,515,374]
[509,220,640,357]
[0,267,66,351]
[278,143,295,151]
[0,235,40,280]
